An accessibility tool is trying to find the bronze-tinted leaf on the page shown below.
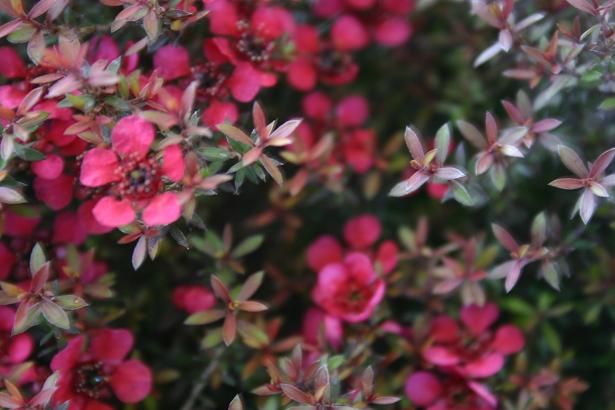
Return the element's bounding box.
[184,309,226,325]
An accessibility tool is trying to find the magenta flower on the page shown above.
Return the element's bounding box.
[0,306,34,369]
[408,303,525,408]
[549,145,615,224]
[302,307,343,350]
[307,214,398,275]
[172,285,216,314]
[79,115,184,228]
[51,328,152,409]
[311,252,386,322]
[153,45,192,81]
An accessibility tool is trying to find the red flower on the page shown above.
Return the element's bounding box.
[307,214,399,275]
[0,243,16,280]
[79,115,184,227]
[153,45,192,81]
[0,46,26,79]
[287,24,359,91]
[51,328,152,409]
[172,285,217,314]
[404,371,442,407]
[343,213,381,249]
[331,15,370,51]
[311,252,385,322]
[302,307,343,349]
[407,303,525,408]
[0,307,34,369]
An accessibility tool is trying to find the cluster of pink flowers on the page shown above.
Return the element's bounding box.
[405,303,525,409]
[304,214,398,347]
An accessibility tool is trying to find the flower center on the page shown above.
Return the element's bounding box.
[336,283,372,313]
[196,63,228,97]
[74,362,108,399]
[237,33,273,63]
[114,154,161,200]
[317,50,352,75]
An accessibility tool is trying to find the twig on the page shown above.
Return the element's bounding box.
[179,347,225,410]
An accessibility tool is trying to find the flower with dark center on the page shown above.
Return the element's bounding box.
[74,361,108,399]
[51,328,152,408]
[79,115,185,228]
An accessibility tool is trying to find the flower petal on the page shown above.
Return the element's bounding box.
[111,115,155,159]
[460,302,499,336]
[90,328,134,362]
[162,144,185,182]
[142,192,181,226]
[80,148,120,187]
[110,360,152,403]
[93,196,136,227]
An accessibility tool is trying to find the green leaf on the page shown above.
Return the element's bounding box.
[599,98,615,111]
[232,235,264,258]
[201,327,223,349]
[14,144,45,161]
[41,301,70,330]
[54,295,88,310]
[185,309,226,325]
[201,147,232,160]
[542,322,561,353]
[435,122,451,164]
[451,180,473,206]
[29,243,46,276]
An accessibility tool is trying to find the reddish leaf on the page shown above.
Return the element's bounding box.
[280,384,313,404]
[589,147,615,178]
[389,171,430,197]
[211,275,231,303]
[549,178,584,190]
[403,126,425,161]
[491,224,519,253]
[558,145,588,178]
[237,271,264,301]
[223,313,237,345]
[238,301,268,312]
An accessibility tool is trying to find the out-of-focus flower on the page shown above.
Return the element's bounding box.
[51,328,152,408]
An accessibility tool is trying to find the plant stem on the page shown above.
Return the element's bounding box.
[179,347,225,410]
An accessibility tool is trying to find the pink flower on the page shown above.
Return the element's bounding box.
[172,285,216,314]
[422,303,525,380]
[153,45,192,80]
[4,209,41,238]
[0,307,34,365]
[302,92,333,122]
[79,115,184,227]
[0,46,26,78]
[0,242,16,280]
[335,95,369,127]
[312,252,385,322]
[202,100,239,128]
[373,17,413,47]
[404,371,442,407]
[332,15,369,51]
[51,328,152,409]
[343,214,382,249]
[33,174,74,211]
[306,235,343,271]
[32,154,65,180]
[52,211,87,244]
[342,129,376,173]
[302,307,344,349]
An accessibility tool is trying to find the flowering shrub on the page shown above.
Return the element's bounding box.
[0,0,614,409]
